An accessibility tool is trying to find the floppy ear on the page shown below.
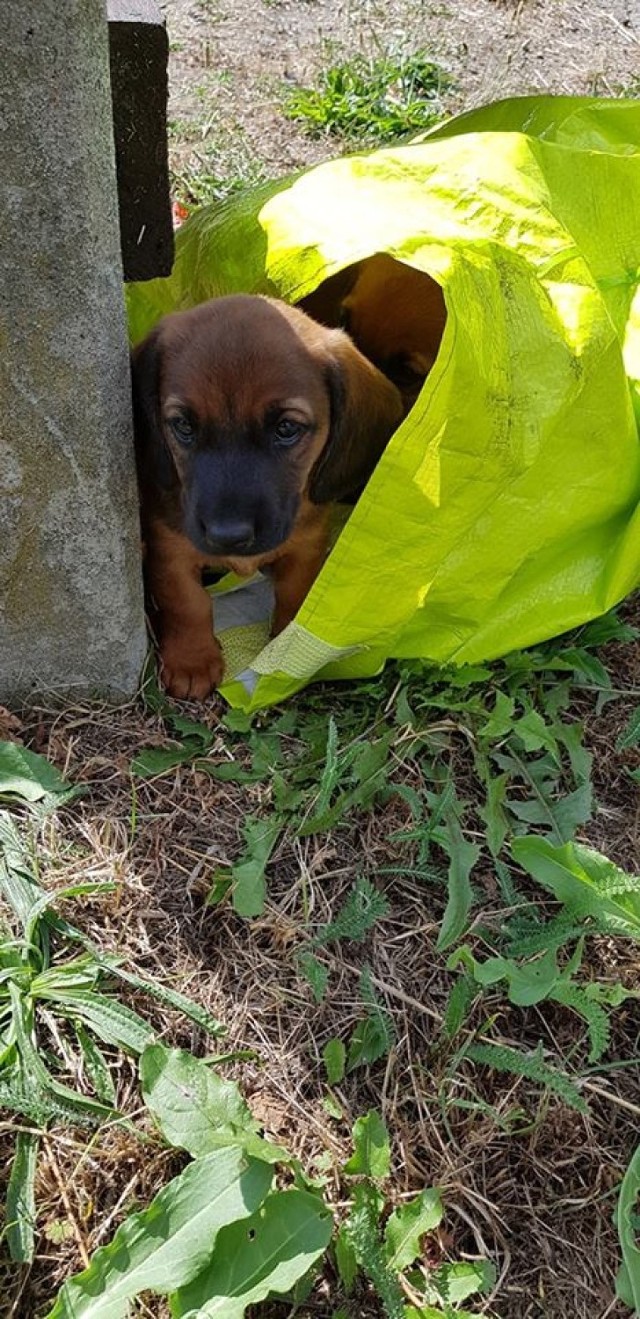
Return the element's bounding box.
[309,330,403,504]
[130,327,176,491]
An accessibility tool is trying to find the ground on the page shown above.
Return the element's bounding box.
[164,0,639,196]
[2,3,640,1317]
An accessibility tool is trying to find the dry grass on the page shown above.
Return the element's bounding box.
[2,606,639,1316]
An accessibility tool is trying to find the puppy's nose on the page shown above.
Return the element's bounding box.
[203,519,255,553]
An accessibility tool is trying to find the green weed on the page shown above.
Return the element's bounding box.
[0,747,223,1267]
[48,1070,491,1318]
[283,49,454,143]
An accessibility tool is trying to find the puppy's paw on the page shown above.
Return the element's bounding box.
[160,637,225,701]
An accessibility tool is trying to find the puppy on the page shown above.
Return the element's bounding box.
[301,253,446,411]
[131,295,403,699]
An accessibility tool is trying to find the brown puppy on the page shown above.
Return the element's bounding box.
[301,253,447,412]
[132,295,403,699]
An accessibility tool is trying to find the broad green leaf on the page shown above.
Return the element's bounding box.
[334,1224,358,1293]
[384,1188,443,1272]
[560,647,613,689]
[47,1148,273,1319]
[6,1129,38,1263]
[130,745,203,778]
[555,721,592,785]
[615,1142,640,1311]
[512,709,559,761]
[512,837,640,939]
[169,1188,333,1317]
[344,1111,390,1180]
[231,817,280,918]
[427,1259,496,1305]
[346,1014,393,1071]
[0,742,70,801]
[507,782,592,842]
[448,946,560,1007]
[140,1044,287,1164]
[434,817,480,952]
[323,1038,345,1085]
[478,692,515,740]
[479,770,509,858]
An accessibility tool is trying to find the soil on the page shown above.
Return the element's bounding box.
[162,0,639,186]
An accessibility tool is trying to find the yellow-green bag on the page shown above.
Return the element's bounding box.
[127,95,640,711]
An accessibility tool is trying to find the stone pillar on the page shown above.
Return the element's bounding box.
[0,0,147,702]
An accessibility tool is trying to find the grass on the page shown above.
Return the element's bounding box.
[1,599,639,1315]
[283,49,455,143]
[4,23,640,1311]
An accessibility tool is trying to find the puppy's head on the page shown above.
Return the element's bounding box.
[131,295,402,558]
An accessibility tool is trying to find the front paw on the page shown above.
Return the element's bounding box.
[159,636,225,700]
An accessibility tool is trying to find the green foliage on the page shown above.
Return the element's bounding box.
[450,935,630,1065]
[338,1114,489,1317]
[0,796,223,1273]
[0,741,79,803]
[615,1142,640,1310]
[6,1129,38,1263]
[298,950,330,1002]
[384,1189,443,1272]
[229,817,281,917]
[6,602,638,1311]
[345,1181,405,1319]
[283,50,453,144]
[617,705,640,749]
[323,1037,346,1084]
[467,1041,588,1114]
[47,1148,275,1318]
[315,876,390,945]
[170,1189,333,1317]
[140,1044,288,1163]
[344,1110,390,1179]
[347,966,395,1071]
[512,836,640,938]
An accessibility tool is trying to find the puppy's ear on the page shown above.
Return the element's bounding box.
[130,327,175,491]
[309,330,403,504]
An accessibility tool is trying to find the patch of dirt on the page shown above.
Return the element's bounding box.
[161,0,639,185]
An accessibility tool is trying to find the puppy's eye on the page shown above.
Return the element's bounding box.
[169,415,196,446]
[273,418,305,446]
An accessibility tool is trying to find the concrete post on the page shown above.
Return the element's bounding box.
[0,0,147,702]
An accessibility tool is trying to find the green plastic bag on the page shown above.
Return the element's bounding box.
[127,95,640,711]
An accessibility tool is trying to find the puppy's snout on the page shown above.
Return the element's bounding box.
[201,517,255,554]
